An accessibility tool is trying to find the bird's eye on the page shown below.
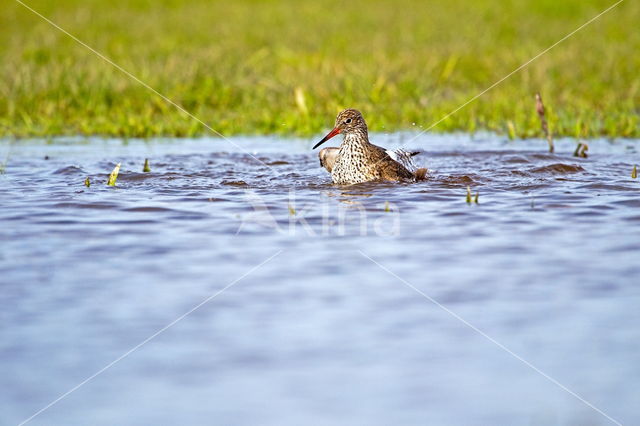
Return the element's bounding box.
[345,118,352,124]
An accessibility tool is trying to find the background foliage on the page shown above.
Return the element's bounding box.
[1,0,638,138]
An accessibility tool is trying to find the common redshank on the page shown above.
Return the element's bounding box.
[319,147,420,174]
[313,109,427,184]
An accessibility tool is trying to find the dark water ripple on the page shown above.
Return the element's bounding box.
[1,134,640,426]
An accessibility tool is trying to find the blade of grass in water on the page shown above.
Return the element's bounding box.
[107,163,121,186]
[535,93,554,153]
[573,142,589,158]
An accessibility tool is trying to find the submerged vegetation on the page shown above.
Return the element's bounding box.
[573,142,589,158]
[535,93,554,153]
[466,186,480,204]
[1,0,639,138]
[107,163,121,186]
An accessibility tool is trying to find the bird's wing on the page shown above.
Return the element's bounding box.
[367,145,415,181]
[386,149,419,172]
[318,147,339,173]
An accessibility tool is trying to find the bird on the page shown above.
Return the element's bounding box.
[319,146,421,173]
[313,108,427,184]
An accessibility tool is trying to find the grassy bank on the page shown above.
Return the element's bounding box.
[1,0,639,138]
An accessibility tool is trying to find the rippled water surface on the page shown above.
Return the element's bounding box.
[1,134,639,425]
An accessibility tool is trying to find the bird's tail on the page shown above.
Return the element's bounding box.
[414,168,428,181]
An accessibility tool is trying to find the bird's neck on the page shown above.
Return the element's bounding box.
[342,129,370,147]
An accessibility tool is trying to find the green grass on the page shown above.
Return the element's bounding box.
[1,0,639,138]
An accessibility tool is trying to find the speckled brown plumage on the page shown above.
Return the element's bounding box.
[314,109,426,184]
[319,146,420,174]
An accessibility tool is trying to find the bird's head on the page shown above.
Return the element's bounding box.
[313,109,367,149]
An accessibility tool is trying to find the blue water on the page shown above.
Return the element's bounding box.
[1,134,639,425]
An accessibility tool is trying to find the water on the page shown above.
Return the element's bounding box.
[1,134,639,426]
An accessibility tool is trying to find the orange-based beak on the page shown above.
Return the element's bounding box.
[313,127,341,149]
